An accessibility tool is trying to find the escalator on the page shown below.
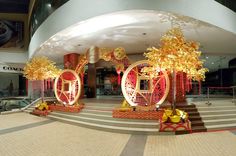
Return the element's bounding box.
[0,97,32,112]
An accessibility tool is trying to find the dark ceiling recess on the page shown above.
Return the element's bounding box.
[215,0,236,12]
[0,0,30,14]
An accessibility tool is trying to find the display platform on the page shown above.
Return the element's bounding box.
[48,104,84,113]
[159,119,192,133]
[32,109,50,116]
[112,109,162,120]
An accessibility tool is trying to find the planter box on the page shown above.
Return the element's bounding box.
[32,109,49,116]
[49,104,84,113]
[159,119,192,132]
[112,109,162,120]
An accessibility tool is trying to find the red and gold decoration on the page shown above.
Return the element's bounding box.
[113,60,169,120]
[23,56,61,116]
[144,27,208,82]
[159,119,191,133]
[121,60,169,108]
[53,46,130,112]
[24,56,61,81]
[160,109,191,132]
[112,110,162,120]
[48,103,84,113]
[162,109,188,123]
[142,27,207,131]
[54,69,81,105]
[32,101,50,116]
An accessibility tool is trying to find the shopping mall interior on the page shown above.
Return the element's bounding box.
[0,0,236,156]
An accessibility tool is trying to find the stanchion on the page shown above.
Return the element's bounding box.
[205,87,211,105]
[206,86,234,106]
[232,86,236,105]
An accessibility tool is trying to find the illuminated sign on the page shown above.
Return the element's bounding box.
[0,64,24,73]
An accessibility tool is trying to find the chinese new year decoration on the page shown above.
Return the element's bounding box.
[23,56,61,102]
[144,27,208,124]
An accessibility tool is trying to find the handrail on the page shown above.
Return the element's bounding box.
[20,97,42,111]
[0,97,57,115]
[231,86,236,104]
[21,97,57,111]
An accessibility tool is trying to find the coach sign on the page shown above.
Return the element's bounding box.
[0,64,24,73]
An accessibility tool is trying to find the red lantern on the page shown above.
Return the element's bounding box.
[117,70,121,85]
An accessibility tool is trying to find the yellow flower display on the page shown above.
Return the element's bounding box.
[144,27,208,81]
[35,101,49,111]
[162,109,188,123]
[23,56,61,80]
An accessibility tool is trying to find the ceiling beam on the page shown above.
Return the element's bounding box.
[28,0,36,26]
[0,13,27,21]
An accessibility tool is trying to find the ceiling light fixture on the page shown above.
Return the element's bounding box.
[47,3,51,8]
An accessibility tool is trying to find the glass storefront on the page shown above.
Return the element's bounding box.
[83,66,122,97]
[0,73,27,98]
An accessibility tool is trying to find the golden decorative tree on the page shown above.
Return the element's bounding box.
[144,27,208,111]
[23,56,61,102]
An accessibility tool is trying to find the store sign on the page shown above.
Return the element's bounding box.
[0,64,24,73]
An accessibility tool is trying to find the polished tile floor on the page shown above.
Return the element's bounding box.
[0,112,236,156]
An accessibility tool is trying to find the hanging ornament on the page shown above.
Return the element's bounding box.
[113,47,126,60]
[115,64,124,85]
[117,71,121,85]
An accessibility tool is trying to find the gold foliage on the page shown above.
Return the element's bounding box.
[144,27,208,81]
[23,56,61,80]
[99,48,112,61]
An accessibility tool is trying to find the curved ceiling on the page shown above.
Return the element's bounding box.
[34,10,236,71]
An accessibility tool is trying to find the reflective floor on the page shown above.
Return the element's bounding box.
[0,98,236,156]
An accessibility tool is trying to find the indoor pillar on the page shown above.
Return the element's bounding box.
[87,63,97,98]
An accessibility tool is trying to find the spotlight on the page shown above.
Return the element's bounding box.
[47,3,51,8]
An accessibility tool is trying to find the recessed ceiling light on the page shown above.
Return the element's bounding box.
[211,62,214,64]
[142,33,147,35]
[206,56,208,59]
[47,3,51,8]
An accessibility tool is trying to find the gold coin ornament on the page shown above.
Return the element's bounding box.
[54,69,81,105]
[101,51,112,61]
[113,47,126,60]
[121,60,170,107]
[99,48,112,61]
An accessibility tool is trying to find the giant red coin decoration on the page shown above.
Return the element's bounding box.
[54,69,81,105]
[121,60,169,107]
